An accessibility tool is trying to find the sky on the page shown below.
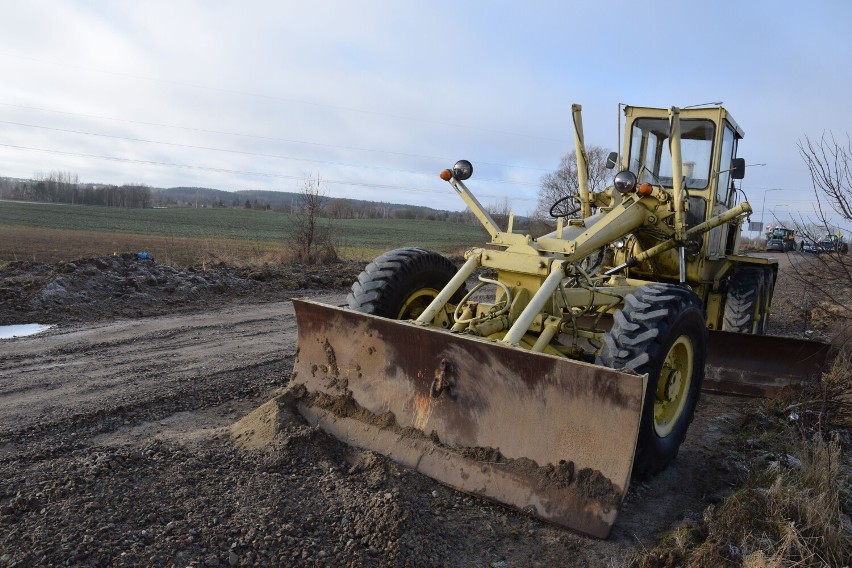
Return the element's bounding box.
[0,0,851,227]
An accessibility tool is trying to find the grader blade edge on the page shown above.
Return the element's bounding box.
[289,299,646,538]
[705,330,834,397]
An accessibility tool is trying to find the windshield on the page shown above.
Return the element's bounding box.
[628,118,715,189]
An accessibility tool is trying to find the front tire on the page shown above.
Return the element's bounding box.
[347,247,465,320]
[598,284,707,478]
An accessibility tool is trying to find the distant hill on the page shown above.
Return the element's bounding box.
[153,186,456,219]
[0,176,529,225]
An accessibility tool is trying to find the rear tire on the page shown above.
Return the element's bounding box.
[722,267,769,335]
[598,284,707,478]
[347,247,466,320]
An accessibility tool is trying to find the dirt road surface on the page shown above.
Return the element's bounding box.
[6,249,830,567]
[0,280,761,567]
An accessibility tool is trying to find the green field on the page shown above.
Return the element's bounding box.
[0,201,489,265]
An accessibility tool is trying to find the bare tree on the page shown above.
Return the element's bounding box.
[288,175,338,264]
[486,197,512,230]
[789,134,852,325]
[532,146,614,230]
[33,171,80,203]
[799,133,852,221]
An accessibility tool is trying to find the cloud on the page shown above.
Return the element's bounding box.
[0,0,850,217]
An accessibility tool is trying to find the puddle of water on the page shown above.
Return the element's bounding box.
[0,324,54,339]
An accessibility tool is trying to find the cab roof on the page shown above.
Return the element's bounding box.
[623,105,745,139]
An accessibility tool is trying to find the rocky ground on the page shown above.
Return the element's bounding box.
[0,252,836,567]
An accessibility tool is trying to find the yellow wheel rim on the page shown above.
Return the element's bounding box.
[397,288,440,320]
[653,335,694,437]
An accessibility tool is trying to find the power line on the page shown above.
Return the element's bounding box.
[0,53,567,144]
[0,119,540,187]
[742,187,812,192]
[0,102,552,173]
[0,142,538,202]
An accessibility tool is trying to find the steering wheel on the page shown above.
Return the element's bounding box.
[549,194,581,219]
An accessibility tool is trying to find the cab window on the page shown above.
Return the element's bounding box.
[717,124,738,204]
[629,118,715,189]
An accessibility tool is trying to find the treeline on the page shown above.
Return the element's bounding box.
[0,172,151,208]
[155,186,483,223]
[0,173,524,227]
[324,198,477,223]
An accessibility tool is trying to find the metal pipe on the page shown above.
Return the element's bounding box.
[572,104,592,218]
[564,200,648,263]
[668,107,690,282]
[668,107,686,242]
[448,178,501,238]
[617,103,622,170]
[416,253,481,325]
[451,306,473,332]
[502,263,566,346]
[604,202,752,275]
[531,321,559,352]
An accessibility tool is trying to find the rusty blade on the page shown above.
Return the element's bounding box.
[289,299,646,538]
[705,330,834,397]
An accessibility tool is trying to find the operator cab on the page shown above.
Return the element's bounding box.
[620,106,746,205]
[618,105,747,259]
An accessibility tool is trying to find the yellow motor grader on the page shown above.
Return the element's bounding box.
[288,104,832,538]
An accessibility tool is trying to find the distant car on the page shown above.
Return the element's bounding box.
[802,240,820,253]
[765,238,785,252]
[819,240,837,253]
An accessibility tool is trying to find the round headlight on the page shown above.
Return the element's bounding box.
[613,170,637,194]
[452,160,473,181]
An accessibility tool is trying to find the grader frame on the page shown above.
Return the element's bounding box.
[430,104,768,340]
[289,103,831,538]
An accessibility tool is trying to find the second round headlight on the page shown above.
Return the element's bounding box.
[614,170,637,194]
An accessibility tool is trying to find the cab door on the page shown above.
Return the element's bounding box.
[707,124,738,259]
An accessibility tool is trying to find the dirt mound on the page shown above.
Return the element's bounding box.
[230,394,299,450]
[0,254,363,325]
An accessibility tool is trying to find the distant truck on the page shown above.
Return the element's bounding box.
[765,226,796,252]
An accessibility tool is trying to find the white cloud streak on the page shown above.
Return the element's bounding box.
[0,0,850,216]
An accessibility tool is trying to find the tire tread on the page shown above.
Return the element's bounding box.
[598,284,706,478]
[347,247,464,317]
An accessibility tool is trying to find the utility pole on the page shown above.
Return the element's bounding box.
[760,188,783,237]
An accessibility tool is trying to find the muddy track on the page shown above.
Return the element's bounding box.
[0,286,761,567]
[0,298,328,444]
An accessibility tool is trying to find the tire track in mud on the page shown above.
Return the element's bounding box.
[0,297,343,447]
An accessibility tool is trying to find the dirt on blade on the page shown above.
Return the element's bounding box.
[0,254,818,567]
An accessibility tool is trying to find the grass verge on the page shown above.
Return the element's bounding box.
[0,225,481,267]
[633,356,852,568]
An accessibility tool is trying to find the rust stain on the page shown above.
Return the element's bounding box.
[411,392,434,431]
